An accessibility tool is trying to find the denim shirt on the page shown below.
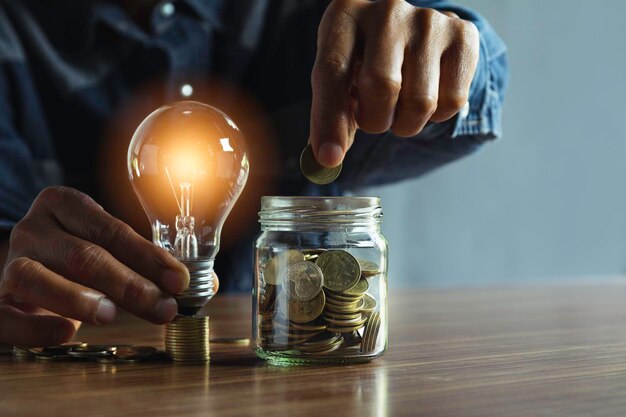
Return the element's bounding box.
[0,0,508,291]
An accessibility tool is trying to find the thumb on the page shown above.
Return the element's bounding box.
[308,76,357,168]
[308,5,358,168]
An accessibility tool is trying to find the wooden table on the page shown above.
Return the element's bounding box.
[3,285,626,417]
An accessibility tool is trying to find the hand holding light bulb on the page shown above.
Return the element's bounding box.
[0,101,244,347]
[0,186,194,347]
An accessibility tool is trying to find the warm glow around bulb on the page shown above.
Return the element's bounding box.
[167,148,202,177]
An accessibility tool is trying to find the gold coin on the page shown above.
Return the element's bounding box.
[323,315,365,326]
[165,316,210,362]
[300,144,342,185]
[280,290,325,323]
[12,346,33,357]
[264,320,327,333]
[324,291,362,302]
[325,300,362,311]
[279,330,325,342]
[259,284,276,312]
[317,250,361,292]
[297,334,342,350]
[287,321,327,331]
[303,249,326,256]
[358,259,382,277]
[326,321,366,333]
[262,249,305,285]
[361,311,381,352]
[302,341,344,355]
[36,354,71,362]
[323,311,362,320]
[324,317,365,333]
[283,260,324,302]
[360,294,377,314]
[113,346,157,361]
[298,340,343,353]
[344,278,369,296]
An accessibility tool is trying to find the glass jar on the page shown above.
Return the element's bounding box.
[253,196,388,365]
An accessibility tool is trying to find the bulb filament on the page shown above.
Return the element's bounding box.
[165,167,198,260]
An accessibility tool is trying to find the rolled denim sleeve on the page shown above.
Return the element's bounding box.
[339,0,508,189]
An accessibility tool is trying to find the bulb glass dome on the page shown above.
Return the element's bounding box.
[127,101,249,312]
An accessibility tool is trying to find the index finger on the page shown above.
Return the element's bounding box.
[309,1,360,168]
[37,187,189,295]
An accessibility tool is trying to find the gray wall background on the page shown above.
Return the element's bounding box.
[370,0,626,287]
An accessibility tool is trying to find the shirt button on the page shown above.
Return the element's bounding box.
[160,2,175,18]
[180,84,194,97]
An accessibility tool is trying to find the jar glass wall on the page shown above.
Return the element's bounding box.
[253,196,388,365]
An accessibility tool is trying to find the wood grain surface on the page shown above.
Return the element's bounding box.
[3,285,626,417]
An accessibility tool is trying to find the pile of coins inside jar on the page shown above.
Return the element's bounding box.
[257,248,384,357]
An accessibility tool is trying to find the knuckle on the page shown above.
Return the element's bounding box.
[106,220,133,244]
[90,218,134,248]
[8,220,35,252]
[391,123,419,138]
[2,257,40,294]
[358,72,401,103]
[65,243,104,278]
[327,0,353,13]
[414,7,438,28]
[382,0,410,19]
[35,186,65,205]
[405,94,438,116]
[439,93,468,112]
[36,185,82,206]
[453,20,480,52]
[324,0,357,19]
[312,52,351,86]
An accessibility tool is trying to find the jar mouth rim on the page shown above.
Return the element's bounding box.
[261,196,380,207]
[259,196,382,226]
[261,196,380,199]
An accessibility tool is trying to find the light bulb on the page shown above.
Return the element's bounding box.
[127,101,249,315]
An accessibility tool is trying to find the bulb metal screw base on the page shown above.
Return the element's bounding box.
[175,260,216,316]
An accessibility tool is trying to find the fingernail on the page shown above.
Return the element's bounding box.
[96,297,117,324]
[162,269,190,294]
[318,143,344,168]
[155,297,178,323]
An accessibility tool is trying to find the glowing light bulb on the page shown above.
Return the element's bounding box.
[127,101,249,315]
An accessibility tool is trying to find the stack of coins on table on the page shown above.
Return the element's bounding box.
[257,248,383,357]
[164,315,211,362]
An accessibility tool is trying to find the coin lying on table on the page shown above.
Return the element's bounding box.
[68,345,116,358]
[113,346,157,361]
[300,144,342,185]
